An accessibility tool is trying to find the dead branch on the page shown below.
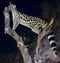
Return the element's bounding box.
[34,18,54,63]
[4,7,32,63]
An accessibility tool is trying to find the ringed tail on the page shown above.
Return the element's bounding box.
[47,31,58,57]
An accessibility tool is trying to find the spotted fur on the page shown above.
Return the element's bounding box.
[7,2,48,34]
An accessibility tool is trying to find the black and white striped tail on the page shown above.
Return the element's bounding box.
[47,31,58,57]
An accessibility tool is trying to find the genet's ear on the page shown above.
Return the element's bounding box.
[9,2,16,8]
[48,18,54,27]
[14,5,16,8]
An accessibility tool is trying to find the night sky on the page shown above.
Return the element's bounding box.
[0,0,57,53]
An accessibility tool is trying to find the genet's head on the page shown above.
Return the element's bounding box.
[8,2,16,11]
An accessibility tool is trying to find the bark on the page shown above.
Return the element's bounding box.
[4,7,32,63]
[34,18,54,63]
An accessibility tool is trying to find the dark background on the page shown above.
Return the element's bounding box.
[0,0,60,63]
